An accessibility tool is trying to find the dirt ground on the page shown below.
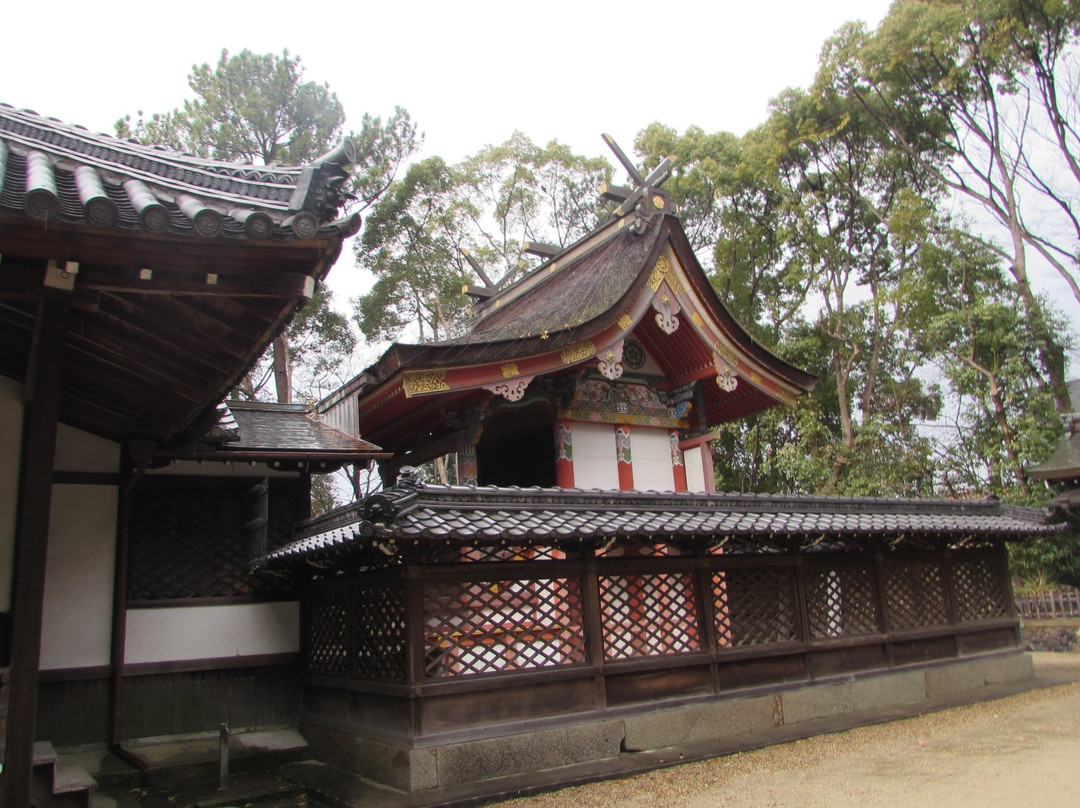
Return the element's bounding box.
[495,654,1080,808]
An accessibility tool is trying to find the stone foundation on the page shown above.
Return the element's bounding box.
[301,651,1035,791]
[1021,622,1079,653]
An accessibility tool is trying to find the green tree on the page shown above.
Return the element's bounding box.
[118,49,420,402]
[354,134,612,344]
[354,157,471,343]
[817,1,1080,410]
[904,227,1064,497]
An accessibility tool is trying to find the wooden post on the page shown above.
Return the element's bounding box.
[580,553,607,711]
[4,294,67,808]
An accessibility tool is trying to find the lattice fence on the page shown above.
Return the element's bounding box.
[883,559,948,630]
[953,556,1011,621]
[352,583,407,680]
[306,589,348,676]
[714,566,800,647]
[302,549,1015,686]
[423,577,587,679]
[599,572,701,659]
[805,563,882,639]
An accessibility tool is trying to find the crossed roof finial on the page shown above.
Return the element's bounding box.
[599,134,675,233]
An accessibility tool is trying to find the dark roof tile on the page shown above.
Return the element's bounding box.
[267,482,1063,565]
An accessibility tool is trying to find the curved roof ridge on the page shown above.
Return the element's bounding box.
[0,104,356,240]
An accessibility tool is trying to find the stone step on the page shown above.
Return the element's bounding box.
[32,740,97,808]
[73,728,311,799]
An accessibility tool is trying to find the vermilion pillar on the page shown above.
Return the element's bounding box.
[615,425,634,491]
[555,420,574,488]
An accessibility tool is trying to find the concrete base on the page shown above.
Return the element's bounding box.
[301,651,1035,792]
[624,652,1033,752]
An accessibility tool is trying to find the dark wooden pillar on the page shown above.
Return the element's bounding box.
[3,294,67,808]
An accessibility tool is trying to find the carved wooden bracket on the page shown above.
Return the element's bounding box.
[598,341,624,380]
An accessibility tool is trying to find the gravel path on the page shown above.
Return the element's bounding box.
[494,655,1080,808]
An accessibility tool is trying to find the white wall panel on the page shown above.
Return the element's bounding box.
[125,602,300,664]
[631,428,676,492]
[54,424,120,473]
[40,484,118,670]
[685,445,708,493]
[571,423,619,491]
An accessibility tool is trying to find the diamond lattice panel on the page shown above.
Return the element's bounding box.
[423,577,586,679]
[953,556,1011,621]
[714,567,800,647]
[883,560,948,630]
[599,572,701,660]
[805,564,881,639]
[352,583,407,680]
[306,589,348,676]
[129,482,295,601]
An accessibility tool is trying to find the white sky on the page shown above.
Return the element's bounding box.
[3,1,891,163]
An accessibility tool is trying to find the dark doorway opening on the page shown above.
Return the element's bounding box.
[477,405,556,487]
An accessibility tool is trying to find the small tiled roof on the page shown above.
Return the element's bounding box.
[0,105,359,240]
[158,400,385,465]
[226,401,382,454]
[268,474,1061,565]
[1029,379,1080,482]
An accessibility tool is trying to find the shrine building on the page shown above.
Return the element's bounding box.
[0,108,1064,803]
[0,106,382,806]
[268,148,1063,792]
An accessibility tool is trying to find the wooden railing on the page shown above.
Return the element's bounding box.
[1015,588,1080,619]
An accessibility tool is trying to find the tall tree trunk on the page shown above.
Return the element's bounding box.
[273,335,291,403]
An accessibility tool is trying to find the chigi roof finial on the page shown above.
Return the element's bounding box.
[598,134,675,234]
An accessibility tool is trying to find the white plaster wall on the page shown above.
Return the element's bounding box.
[685,445,708,493]
[125,602,300,664]
[631,428,676,492]
[39,484,118,670]
[571,423,620,490]
[0,375,24,612]
[54,423,120,473]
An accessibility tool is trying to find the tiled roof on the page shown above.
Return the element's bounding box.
[268,475,1061,564]
[165,400,385,462]
[0,105,359,240]
[1028,379,1080,481]
[226,401,382,454]
[458,216,663,344]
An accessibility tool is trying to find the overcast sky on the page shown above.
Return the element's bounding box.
[4,1,891,164]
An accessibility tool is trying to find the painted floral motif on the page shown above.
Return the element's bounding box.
[670,431,684,467]
[615,426,632,465]
[561,379,686,428]
[556,423,573,462]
